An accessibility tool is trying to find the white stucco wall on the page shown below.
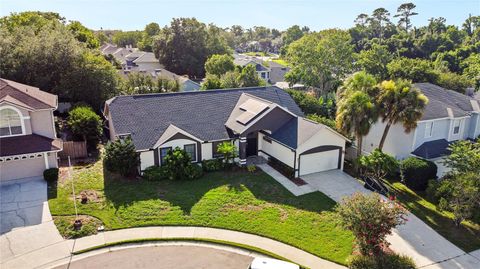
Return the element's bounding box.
[140,151,155,171]
[201,142,213,160]
[363,120,415,159]
[30,110,56,138]
[258,132,295,167]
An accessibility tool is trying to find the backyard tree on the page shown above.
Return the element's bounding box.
[237,64,264,87]
[394,2,418,31]
[205,54,235,76]
[285,29,355,96]
[67,105,102,147]
[336,193,408,255]
[358,149,398,181]
[376,80,428,150]
[357,44,393,80]
[104,137,139,177]
[153,18,230,77]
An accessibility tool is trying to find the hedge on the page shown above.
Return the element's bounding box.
[401,157,437,191]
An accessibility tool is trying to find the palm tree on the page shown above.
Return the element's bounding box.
[377,80,428,150]
[336,91,377,159]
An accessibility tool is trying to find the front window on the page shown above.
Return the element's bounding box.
[260,72,266,79]
[159,147,171,165]
[453,119,461,134]
[424,121,433,138]
[184,144,196,162]
[0,108,23,137]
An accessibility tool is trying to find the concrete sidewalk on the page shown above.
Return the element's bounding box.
[2,226,346,269]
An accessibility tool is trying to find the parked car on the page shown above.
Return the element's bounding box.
[249,258,300,269]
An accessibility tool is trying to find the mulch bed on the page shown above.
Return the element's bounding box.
[290,177,308,186]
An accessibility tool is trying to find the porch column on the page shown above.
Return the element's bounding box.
[239,136,247,166]
[44,152,50,169]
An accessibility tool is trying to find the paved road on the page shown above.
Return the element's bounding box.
[53,245,254,269]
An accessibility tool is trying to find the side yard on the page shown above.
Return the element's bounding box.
[385,180,480,252]
[48,159,354,265]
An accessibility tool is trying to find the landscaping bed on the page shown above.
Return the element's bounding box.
[48,158,354,265]
[385,180,480,252]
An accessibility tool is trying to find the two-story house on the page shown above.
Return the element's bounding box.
[362,83,480,176]
[0,79,61,184]
[233,55,271,82]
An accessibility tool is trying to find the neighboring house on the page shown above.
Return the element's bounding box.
[0,79,61,184]
[268,61,290,84]
[362,83,480,176]
[234,54,270,82]
[119,69,201,92]
[104,86,348,177]
[101,43,200,92]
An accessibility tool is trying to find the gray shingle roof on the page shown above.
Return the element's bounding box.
[412,139,451,159]
[414,83,477,120]
[107,86,304,151]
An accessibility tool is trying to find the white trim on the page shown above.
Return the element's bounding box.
[424,121,434,138]
[44,152,49,169]
[411,128,418,151]
[0,105,26,137]
[152,124,203,149]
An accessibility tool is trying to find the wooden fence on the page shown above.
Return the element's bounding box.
[59,141,88,159]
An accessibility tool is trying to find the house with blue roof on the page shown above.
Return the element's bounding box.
[362,83,480,176]
[104,86,349,177]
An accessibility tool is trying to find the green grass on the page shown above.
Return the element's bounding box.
[271,58,290,67]
[48,160,354,265]
[385,180,480,252]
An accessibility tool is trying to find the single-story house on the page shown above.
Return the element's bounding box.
[0,79,62,184]
[104,86,348,177]
[233,55,270,82]
[362,83,480,177]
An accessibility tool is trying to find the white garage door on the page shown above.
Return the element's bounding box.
[299,150,339,176]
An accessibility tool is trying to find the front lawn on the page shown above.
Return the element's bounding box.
[48,159,354,265]
[385,180,480,252]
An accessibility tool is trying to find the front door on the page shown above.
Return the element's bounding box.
[246,137,258,157]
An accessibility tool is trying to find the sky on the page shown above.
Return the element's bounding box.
[1,0,479,31]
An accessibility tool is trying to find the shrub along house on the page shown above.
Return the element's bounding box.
[0,79,62,184]
[104,86,349,177]
[362,83,480,177]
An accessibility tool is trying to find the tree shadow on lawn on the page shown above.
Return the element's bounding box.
[103,168,337,216]
[389,182,480,252]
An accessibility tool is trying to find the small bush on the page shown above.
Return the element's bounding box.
[143,166,168,181]
[247,164,257,173]
[349,253,416,269]
[186,164,203,180]
[43,168,59,182]
[202,159,223,172]
[104,137,139,177]
[401,157,437,191]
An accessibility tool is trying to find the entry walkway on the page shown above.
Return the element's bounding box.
[257,164,315,196]
[302,170,480,269]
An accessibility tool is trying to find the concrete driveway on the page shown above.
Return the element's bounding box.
[53,245,255,269]
[301,170,480,269]
[0,178,70,267]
